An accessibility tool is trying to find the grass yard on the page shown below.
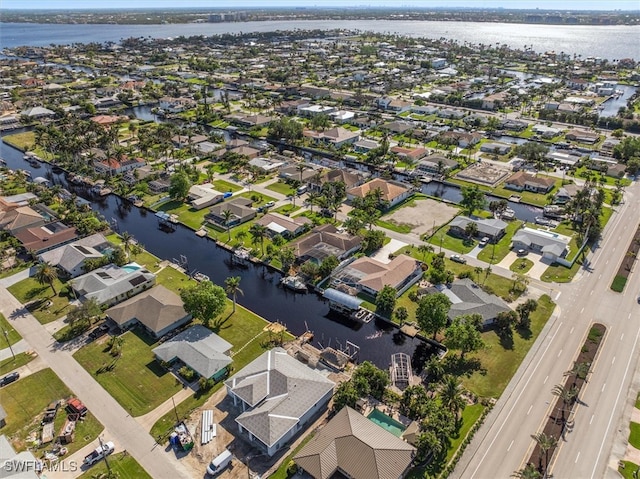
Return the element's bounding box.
[541,254,585,283]
[155,199,209,230]
[0,312,22,347]
[619,461,640,479]
[0,352,35,376]
[7,277,72,324]
[273,204,301,216]
[266,181,295,197]
[0,368,103,454]
[2,131,38,152]
[629,422,640,449]
[429,228,477,255]
[477,221,524,263]
[510,257,534,274]
[235,191,277,206]
[462,295,555,398]
[105,233,161,273]
[154,266,194,295]
[491,177,561,207]
[150,302,294,439]
[0,261,32,280]
[73,331,183,417]
[77,452,151,479]
[212,179,242,193]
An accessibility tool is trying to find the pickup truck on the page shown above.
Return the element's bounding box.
[83,441,115,466]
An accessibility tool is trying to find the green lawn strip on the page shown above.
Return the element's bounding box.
[572,166,631,186]
[428,227,477,254]
[2,131,37,151]
[462,295,555,398]
[0,352,35,375]
[376,219,412,234]
[274,204,302,216]
[156,200,208,230]
[53,321,94,342]
[509,257,534,274]
[154,266,194,295]
[541,254,585,283]
[269,431,317,479]
[266,181,295,196]
[636,393,640,409]
[105,233,161,273]
[477,220,524,263]
[73,331,183,417]
[0,262,32,280]
[630,422,640,449]
[235,191,278,206]
[212,179,242,193]
[0,312,22,347]
[491,177,561,207]
[1,368,103,454]
[7,277,72,324]
[619,460,640,479]
[77,452,152,479]
[150,302,293,439]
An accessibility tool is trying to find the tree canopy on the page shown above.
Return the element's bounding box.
[169,171,192,201]
[180,280,227,327]
[416,293,452,340]
[460,185,487,216]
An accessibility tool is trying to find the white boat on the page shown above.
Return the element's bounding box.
[231,247,251,266]
[192,272,210,282]
[280,275,308,293]
[501,207,516,220]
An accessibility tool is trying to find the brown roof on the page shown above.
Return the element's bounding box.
[255,212,311,234]
[289,224,361,259]
[0,206,44,232]
[14,222,78,253]
[294,406,415,479]
[321,169,362,189]
[350,254,419,293]
[347,178,409,203]
[505,171,555,189]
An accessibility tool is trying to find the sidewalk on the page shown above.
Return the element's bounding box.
[136,387,194,432]
[0,338,30,361]
[0,265,33,288]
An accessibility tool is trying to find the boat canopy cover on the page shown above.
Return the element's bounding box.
[323,288,363,310]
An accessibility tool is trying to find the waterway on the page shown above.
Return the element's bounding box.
[0,136,428,369]
[1,21,638,60]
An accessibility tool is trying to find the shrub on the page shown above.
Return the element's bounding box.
[178,366,197,382]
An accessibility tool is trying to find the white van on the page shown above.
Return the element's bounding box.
[206,449,232,476]
[296,185,307,195]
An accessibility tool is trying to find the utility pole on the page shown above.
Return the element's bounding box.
[2,330,15,360]
[98,436,111,475]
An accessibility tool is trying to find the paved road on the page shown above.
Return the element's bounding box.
[0,288,191,479]
[452,181,640,478]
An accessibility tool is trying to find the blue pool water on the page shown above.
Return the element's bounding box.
[367,409,406,437]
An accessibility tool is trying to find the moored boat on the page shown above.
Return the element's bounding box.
[280,275,308,293]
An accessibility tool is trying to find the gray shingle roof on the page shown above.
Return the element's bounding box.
[449,216,507,237]
[71,263,156,305]
[225,348,334,449]
[294,406,415,479]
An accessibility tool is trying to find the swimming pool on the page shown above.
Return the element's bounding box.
[121,263,142,273]
[367,409,406,437]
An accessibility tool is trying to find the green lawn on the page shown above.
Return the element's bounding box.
[0,261,32,280]
[630,422,640,449]
[77,452,151,479]
[0,368,103,454]
[155,199,209,230]
[2,131,37,151]
[105,233,161,273]
[73,331,183,417]
[154,266,193,295]
[212,179,242,193]
[510,257,534,274]
[150,302,293,439]
[235,191,277,206]
[428,228,477,255]
[462,295,555,398]
[7,277,73,324]
[0,312,22,347]
[541,253,586,283]
[477,221,523,263]
[266,181,295,196]
[619,460,640,479]
[491,176,561,207]
[0,352,35,375]
[274,204,301,216]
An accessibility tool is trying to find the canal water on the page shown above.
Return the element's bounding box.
[0,137,427,369]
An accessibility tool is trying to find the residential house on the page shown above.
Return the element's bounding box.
[310,169,365,192]
[158,96,196,113]
[480,143,512,156]
[255,213,311,238]
[20,106,55,119]
[90,115,126,128]
[414,155,458,177]
[346,178,412,208]
[565,129,599,144]
[297,104,336,117]
[14,222,78,255]
[171,134,208,148]
[503,171,556,194]
[0,435,40,479]
[440,131,482,148]
[553,183,581,205]
[188,184,225,210]
[532,124,562,138]
[511,227,571,262]
[431,57,447,69]
[600,138,620,155]
[381,121,413,134]
[294,406,416,479]
[149,178,171,193]
[279,164,319,183]
[107,285,191,339]
[70,263,156,306]
[206,197,256,228]
[419,278,511,327]
[194,141,223,155]
[377,97,412,112]
[248,157,285,173]
[390,146,428,162]
[448,216,507,242]
[228,145,261,159]
[289,224,362,264]
[225,347,335,456]
[38,233,110,277]
[0,206,45,234]
[500,119,528,131]
[305,127,361,148]
[482,91,509,110]
[94,156,145,176]
[353,139,379,153]
[153,325,232,381]
[332,254,423,297]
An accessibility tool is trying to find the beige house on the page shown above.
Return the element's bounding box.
[346,178,412,208]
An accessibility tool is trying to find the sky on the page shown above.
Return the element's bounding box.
[2,0,639,10]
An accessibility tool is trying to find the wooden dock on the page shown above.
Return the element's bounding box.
[400,324,420,338]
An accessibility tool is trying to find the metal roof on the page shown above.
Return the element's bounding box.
[323,288,363,310]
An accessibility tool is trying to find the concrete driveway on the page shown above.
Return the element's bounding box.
[498,250,550,280]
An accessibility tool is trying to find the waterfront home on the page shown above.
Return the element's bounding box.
[448,216,507,242]
[346,178,412,208]
[153,325,232,381]
[90,114,126,128]
[0,205,45,234]
[297,104,336,117]
[225,347,334,457]
[107,285,191,339]
[289,224,362,264]
[380,120,413,134]
[353,139,379,153]
[309,169,365,192]
[440,130,482,148]
[188,184,224,210]
[482,91,509,110]
[279,164,319,183]
[94,156,146,176]
[419,278,511,327]
[20,106,55,119]
[294,406,416,479]
[414,154,458,176]
[305,127,361,148]
[390,146,429,162]
[148,178,171,193]
[227,145,260,159]
[38,233,110,277]
[14,222,78,255]
[171,134,208,148]
[332,254,422,297]
[248,157,285,173]
[255,212,311,238]
[503,171,556,194]
[511,227,571,262]
[532,124,562,138]
[565,129,599,144]
[158,96,196,113]
[480,142,512,156]
[70,263,156,307]
[553,183,581,204]
[205,197,256,228]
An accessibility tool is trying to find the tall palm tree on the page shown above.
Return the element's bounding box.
[511,463,541,479]
[120,231,133,260]
[35,261,58,296]
[439,375,466,419]
[564,361,591,387]
[531,432,558,472]
[417,244,434,261]
[224,276,243,313]
[551,384,578,422]
[222,209,234,242]
[296,164,307,183]
[249,223,267,256]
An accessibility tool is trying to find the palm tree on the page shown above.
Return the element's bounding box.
[474,266,483,284]
[35,261,58,296]
[120,231,133,260]
[551,384,578,422]
[296,164,307,183]
[439,375,466,419]
[249,223,267,256]
[531,432,558,472]
[512,463,541,479]
[221,209,234,242]
[417,244,434,261]
[564,361,591,386]
[224,276,243,313]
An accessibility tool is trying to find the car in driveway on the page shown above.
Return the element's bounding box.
[450,254,467,264]
[264,201,275,209]
[88,323,109,340]
[83,441,115,466]
[0,372,19,387]
[516,249,528,256]
[479,236,490,247]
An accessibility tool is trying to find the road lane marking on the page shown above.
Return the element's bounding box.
[602,383,606,392]
[612,356,616,365]
[570,327,575,334]
[580,308,584,314]
[598,274,602,279]
[557,349,563,357]
[576,452,581,463]
[544,375,548,384]
[622,334,625,340]
[508,440,514,452]
[590,414,595,425]
[527,405,533,415]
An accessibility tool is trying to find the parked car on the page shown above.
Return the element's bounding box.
[83,441,115,466]
[450,254,467,264]
[516,249,528,256]
[88,323,109,340]
[479,236,490,247]
[206,449,233,476]
[264,201,275,208]
[0,372,19,387]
